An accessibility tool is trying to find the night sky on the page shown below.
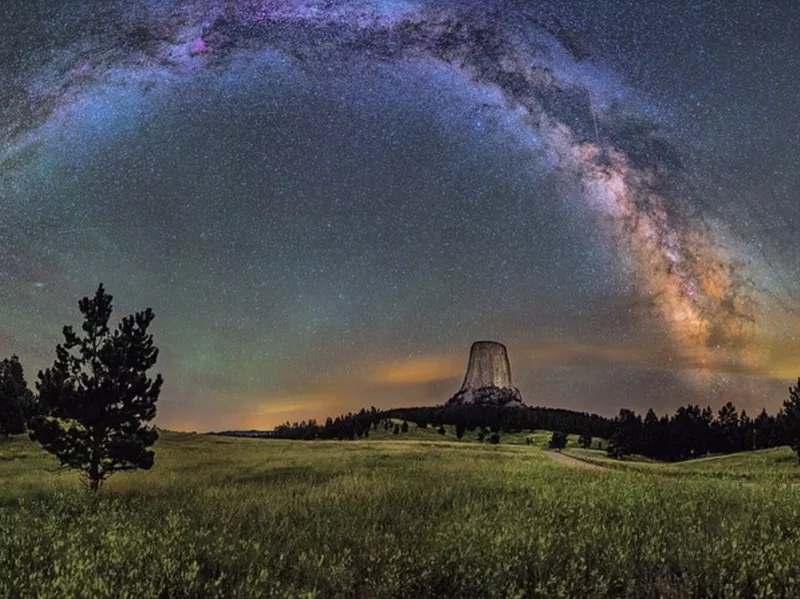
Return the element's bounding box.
[1,0,798,431]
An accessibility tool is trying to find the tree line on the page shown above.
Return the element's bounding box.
[268,406,384,440]
[607,386,800,462]
[267,403,615,442]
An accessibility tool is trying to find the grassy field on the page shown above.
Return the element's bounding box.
[367,421,603,449]
[563,447,800,482]
[3,432,800,598]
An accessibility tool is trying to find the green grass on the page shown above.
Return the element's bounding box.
[3,432,800,598]
[371,422,603,449]
[564,447,800,482]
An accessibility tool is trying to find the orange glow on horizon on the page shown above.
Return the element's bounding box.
[369,354,463,385]
[157,333,800,433]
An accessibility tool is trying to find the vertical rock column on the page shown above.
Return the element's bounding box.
[447,341,523,406]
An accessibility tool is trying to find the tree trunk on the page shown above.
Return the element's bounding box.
[89,458,100,492]
[89,429,102,492]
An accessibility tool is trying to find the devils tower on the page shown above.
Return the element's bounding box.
[446,341,523,407]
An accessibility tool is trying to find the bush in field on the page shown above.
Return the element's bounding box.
[30,284,162,492]
[489,432,500,445]
[549,431,568,450]
[579,432,592,449]
[393,424,400,435]
[401,420,409,433]
[437,425,446,435]
[0,356,35,439]
[455,422,465,439]
[782,378,800,463]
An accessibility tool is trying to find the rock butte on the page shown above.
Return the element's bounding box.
[447,340,524,407]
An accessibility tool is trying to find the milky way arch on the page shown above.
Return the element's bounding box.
[0,0,769,377]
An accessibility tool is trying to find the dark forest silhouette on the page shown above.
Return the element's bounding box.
[606,389,800,462]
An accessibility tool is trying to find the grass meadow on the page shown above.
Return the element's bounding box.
[3,428,800,598]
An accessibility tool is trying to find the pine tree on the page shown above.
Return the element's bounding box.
[753,408,774,450]
[781,379,800,463]
[642,408,659,457]
[549,430,568,450]
[715,402,740,454]
[0,356,33,438]
[30,284,163,492]
[607,409,641,459]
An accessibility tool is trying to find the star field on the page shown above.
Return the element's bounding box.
[1,0,798,430]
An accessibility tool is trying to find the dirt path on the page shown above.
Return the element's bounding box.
[545,451,607,471]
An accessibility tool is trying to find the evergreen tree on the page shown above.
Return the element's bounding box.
[549,430,568,450]
[781,379,800,463]
[455,422,465,439]
[30,284,162,492]
[699,406,715,456]
[669,405,710,460]
[739,410,753,452]
[753,408,775,450]
[607,409,641,459]
[715,402,740,454]
[641,408,659,457]
[578,431,592,449]
[401,420,409,433]
[0,355,33,438]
